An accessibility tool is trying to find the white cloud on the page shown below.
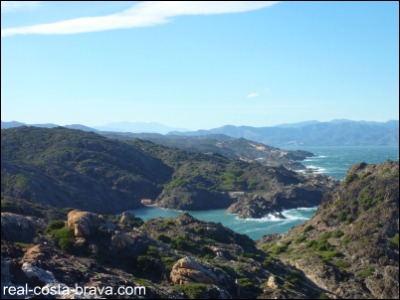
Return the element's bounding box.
[247,93,259,98]
[1,1,42,13]
[1,1,280,37]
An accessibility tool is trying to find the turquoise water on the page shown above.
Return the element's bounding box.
[132,146,399,240]
[131,206,316,241]
[285,146,399,179]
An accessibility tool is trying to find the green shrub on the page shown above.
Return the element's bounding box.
[173,283,208,299]
[269,243,289,255]
[390,233,399,248]
[49,227,74,252]
[238,278,261,292]
[331,230,344,238]
[345,173,358,184]
[334,259,351,269]
[358,267,375,279]
[157,234,171,244]
[161,257,176,267]
[294,234,306,244]
[171,236,196,251]
[46,220,65,232]
[136,255,160,273]
[338,211,348,222]
[342,235,350,246]
[303,224,314,233]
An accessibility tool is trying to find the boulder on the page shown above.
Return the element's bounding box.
[110,232,135,251]
[67,210,103,237]
[170,257,219,285]
[21,262,57,285]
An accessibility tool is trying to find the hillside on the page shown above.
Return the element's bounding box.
[259,161,399,298]
[128,138,337,212]
[1,127,172,213]
[102,132,314,171]
[1,157,398,298]
[1,127,336,214]
[171,120,399,146]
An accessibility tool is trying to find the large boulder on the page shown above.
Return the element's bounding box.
[170,257,219,285]
[67,210,103,237]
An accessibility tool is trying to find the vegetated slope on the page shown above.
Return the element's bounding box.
[102,132,314,171]
[1,127,172,213]
[1,127,336,215]
[128,138,337,212]
[259,161,399,298]
[171,120,399,146]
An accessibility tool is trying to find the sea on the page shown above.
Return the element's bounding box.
[131,146,399,240]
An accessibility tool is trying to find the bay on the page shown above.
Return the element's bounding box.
[132,146,399,240]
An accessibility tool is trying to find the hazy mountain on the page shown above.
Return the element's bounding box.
[63,124,98,132]
[1,120,98,132]
[1,120,26,129]
[274,120,321,128]
[94,121,187,134]
[171,120,399,146]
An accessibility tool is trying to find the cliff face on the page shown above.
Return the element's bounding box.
[259,161,399,299]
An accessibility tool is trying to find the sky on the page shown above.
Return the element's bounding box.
[1,1,399,130]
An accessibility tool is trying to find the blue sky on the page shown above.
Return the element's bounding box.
[1,1,399,130]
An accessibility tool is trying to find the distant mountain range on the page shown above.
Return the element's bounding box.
[2,119,398,146]
[93,121,187,134]
[1,121,98,132]
[170,120,399,146]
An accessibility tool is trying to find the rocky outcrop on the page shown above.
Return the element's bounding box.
[1,213,46,243]
[227,174,338,219]
[261,161,399,299]
[21,262,57,285]
[67,210,103,237]
[171,257,219,285]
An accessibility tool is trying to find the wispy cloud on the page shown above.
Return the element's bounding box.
[247,93,259,98]
[1,1,42,13]
[1,1,280,37]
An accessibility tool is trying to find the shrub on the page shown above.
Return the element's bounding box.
[238,278,261,292]
[345,173,358,184]
[46,220,65,232]
[334,259,351,269]
[161,257,176,267]
[269,243,289,255]
[157,234,171,244]
[294,234,306,244]
[390,233,399,248]
[358,267,375,279]
[171,236,196,251]
[303,224,314,233]
[173,283,208,299]
[342,235,350,247]
[49,227,74,252]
